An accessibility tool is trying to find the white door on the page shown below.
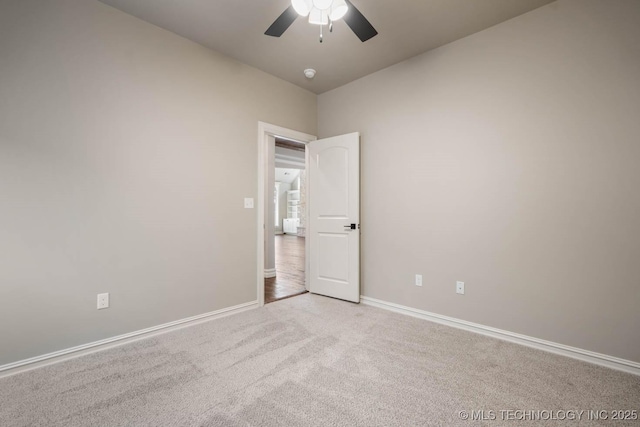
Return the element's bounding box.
[308,132,360,303]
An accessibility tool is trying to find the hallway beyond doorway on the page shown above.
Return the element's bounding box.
[265,235,306,303]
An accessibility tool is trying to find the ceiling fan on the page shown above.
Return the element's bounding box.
[265,0,378,43]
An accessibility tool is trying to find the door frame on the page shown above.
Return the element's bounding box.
[257,122,316,306]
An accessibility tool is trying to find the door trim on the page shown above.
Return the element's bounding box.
[257,122,316,306]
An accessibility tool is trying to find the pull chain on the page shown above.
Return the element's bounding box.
[319,18,334,43]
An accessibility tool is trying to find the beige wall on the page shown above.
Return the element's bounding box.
[0,0,316,365]
[319,0,640,362]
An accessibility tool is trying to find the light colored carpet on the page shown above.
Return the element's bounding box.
[1,293,638,426]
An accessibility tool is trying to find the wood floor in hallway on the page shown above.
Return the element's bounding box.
[265,234,307,303]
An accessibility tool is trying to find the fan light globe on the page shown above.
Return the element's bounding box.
[329,0,348,20]
[312,0,333,11]
[292,0,312,16]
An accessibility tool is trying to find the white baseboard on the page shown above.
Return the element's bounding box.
[360,296,640,376]
[264,268,276,278]
[0,300,259,378]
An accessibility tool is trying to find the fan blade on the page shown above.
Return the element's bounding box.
[265,5,298,37]
[343,0,378,42]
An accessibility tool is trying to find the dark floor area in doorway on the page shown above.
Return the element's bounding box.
[265,234,306,303]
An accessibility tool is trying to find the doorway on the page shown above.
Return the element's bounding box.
[257,124,361,305]
[266,141,307,303]
[256,122,316,306]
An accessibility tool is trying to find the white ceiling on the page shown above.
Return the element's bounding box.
[97,0,555,94]
[276,168,301,184]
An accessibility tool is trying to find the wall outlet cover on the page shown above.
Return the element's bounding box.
[415,274,423,286]
[97,293,109,309]
[456,281,465,295]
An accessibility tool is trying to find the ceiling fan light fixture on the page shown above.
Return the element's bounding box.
[291,0,313,16]
[312,0,333,10]
[329,0,348,21]
[268,0,377,42]
[308,8,329,25]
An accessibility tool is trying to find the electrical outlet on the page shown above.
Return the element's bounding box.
[244,198,254,209]
[97,293,109,309]
[456,281,465,295]
[415,274,423,287]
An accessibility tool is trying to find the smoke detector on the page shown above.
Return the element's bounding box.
[304,68,316,79]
